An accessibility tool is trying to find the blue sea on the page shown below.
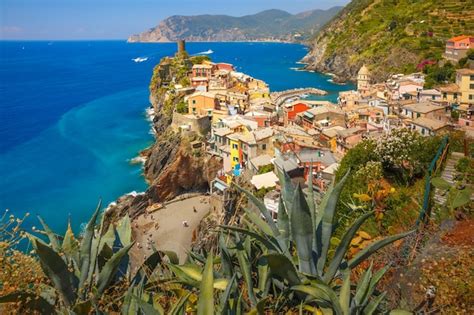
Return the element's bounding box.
[0,41,353,233]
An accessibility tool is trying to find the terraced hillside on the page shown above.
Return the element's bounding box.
[304,0,474,82]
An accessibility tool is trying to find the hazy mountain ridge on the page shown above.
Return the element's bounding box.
[128,7,343,43]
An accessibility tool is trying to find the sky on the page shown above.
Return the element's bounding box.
[0,0,349,40]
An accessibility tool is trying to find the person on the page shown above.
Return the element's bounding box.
[193,206,197,213]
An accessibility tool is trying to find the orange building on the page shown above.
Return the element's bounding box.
[283,102,310,126]
[187,92,218,116]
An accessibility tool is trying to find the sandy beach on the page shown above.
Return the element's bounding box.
[129,194,210,272]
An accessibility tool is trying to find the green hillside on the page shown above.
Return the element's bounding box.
[305,0,474,81]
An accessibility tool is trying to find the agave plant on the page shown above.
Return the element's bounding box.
[0,202,135,313]
[213,167,414,313]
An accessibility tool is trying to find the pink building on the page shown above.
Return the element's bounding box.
[444,35,474,62]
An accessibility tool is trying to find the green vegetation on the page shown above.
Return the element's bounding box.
[423,62,457,88]
[257,163,274,174]
[315,0,474,79]
[175,100,188,114]
[0,167,414,313]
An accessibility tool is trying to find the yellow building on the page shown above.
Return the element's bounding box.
[440,68,474,105]
[228,134,241,169]
[456,69,474,104]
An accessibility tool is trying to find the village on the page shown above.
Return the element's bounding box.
[148,37,473,222]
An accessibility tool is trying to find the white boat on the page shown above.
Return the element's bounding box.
[132,57,148,63]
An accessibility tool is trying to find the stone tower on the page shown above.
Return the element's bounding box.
[177,40,186,55]
[357,64,371,92]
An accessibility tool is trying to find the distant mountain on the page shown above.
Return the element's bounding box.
[128,8,343,43]
[303,0,474,82]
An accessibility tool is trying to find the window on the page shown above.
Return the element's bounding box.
[470,75,474,81]
[421,128,425,135]
[443,92,447,99]
[192,100,196,104]
[417,113,421,118]
[232,143,238,149]
[261,144,267,150]
[470,95,474,100]
[454,93,458,99]
[466,122,470,126]
[470,84,474,89]
[233,157,239,162]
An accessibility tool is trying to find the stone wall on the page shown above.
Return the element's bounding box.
[171,112,211,135]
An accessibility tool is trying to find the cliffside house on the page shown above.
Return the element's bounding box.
[401,102,448,122]
[409,117,450,136]
[444,35,474,62]
[216,63,235,72]
[283,102,310,126]
[439,69,474,105]
[187,92,218,116]
[191,63,215,90]
[208,70,233,91]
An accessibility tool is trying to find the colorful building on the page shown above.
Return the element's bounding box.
[283,102,310,126]
[444,35,474,62]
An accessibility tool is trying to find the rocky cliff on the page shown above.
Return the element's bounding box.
[105,55,222,222]
[304,0,474,82]
[128,8,342,43]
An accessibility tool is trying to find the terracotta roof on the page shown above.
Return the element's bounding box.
[447,35,473,42]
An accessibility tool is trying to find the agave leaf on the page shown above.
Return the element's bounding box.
[169,263,228,290]
[291,184,316,275]
[169,292,191,315]
[365,265,389,305]
[277,167,295,211]
[133,294,164,315]
[316,170,350,276]
[37,216,61,252]
[134,250,175,283]
[96,242,134,296]
[257,249,270,294]
[116,214,132,246]
[291,283,343,315]
[32,237,77,307]
[62,219,79,264]
[306,164,317,223]
[348,230,414,269]
[219,225,282,252]
[364,292,386,315]
[220,274,237,314]
[450,188,473,209]
[354,263,372,306]
[277,196,290,245]
[243,207,274,235]
[263,253,301,287]
[0,291,56,314]
[431,177,451,190]
[339,269,351,315]
[197,254,214,315]
[219,234,234,278]
[323,211,374,283]
[78,200,101,294]
[236,237,258,307]
[234,184,280,236]
[162,250,179,264]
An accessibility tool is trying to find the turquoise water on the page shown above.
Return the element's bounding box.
[0,41,353,233]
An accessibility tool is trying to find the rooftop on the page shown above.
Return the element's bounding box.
[447,35,473,42]
[456,68,474,76]
[249,154,273,169]
[403,102,444,114]
[411,117,448,130]
[438,83,460,93]
[250,172,279,190]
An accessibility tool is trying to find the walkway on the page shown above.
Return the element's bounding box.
[432,152,464,206]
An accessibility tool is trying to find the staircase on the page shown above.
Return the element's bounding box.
[432,152,465,206]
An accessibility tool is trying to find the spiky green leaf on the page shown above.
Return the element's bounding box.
[96,242,134,296]
[197,254,214,315]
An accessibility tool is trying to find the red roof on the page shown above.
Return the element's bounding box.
[448,35,473,42]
